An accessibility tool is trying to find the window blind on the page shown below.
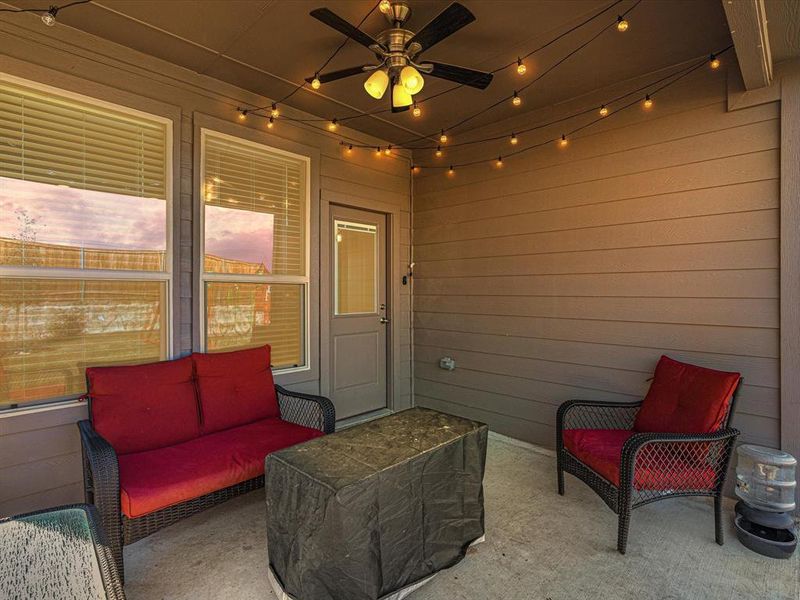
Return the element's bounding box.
[203,135,306,277]
[0,79,167,200]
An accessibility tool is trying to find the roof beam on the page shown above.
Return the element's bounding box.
[723,0,773,89]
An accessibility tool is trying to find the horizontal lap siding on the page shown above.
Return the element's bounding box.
[412,72,780,450]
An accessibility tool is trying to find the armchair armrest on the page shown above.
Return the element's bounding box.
[77,420,123,578]
[275,385,336,434]
[619,428,740,495]
[557,399,642,438]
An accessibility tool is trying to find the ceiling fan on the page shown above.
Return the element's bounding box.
[306,1,493,113]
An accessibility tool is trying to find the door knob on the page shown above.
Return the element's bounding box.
[379,317,390,324]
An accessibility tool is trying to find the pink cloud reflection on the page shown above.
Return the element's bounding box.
[205,205,274,271]
[0,176,165,250]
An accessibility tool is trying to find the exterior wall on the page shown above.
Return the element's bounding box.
[412,64,782,452]
[0,18,412,515]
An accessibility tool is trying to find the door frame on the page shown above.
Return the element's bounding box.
[320,191,407,418]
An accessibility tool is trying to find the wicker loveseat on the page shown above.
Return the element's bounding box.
[77,345,335,579]
[557,355,742,554]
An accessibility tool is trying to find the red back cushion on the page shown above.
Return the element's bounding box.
[87,357,201,455]
[192,346,279,434]
[634,355,740,434]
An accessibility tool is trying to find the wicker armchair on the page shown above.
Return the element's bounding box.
[556,356,742,554]
[79,384,334,580]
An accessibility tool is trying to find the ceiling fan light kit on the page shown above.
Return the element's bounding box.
[309,1,493,112]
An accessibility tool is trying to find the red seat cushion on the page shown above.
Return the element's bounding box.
[192,346,279,434]
[117,417,323,518]
[563,429,716,490]
[634,355,741,434]
[87,357,200,454]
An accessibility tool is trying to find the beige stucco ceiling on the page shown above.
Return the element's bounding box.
[3,0,736,142]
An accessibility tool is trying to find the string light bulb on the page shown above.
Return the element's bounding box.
[435,146,443,158]
[412,103,421,117]
[267,116,275,129]
[271,103,279,117]
[42,6,58,26]
[643,94,654,109]
[448,165,455,176]
[439,130,448,143]
[346,144,353,155]
[709,54,720,69]
[328,119,338,131]
[311,75,321,89]
[379,0,392,14]
[616,16,629,32]
[384,146,392,156]
[558,134,568,148]
[375,147,382,157]
[512,91,522,106]
[496,156,503,168]
[516,58,526,75]
[237,109,248,121]
[599,105,609,117]
[412,165,421,174]
[510,132,518,145]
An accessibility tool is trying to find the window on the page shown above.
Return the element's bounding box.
[0,76,171,409]
[334,221,378,315]
[200,130,309,370]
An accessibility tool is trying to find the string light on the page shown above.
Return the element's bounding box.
[237,108,248,121]
[516,58,526,75]
[42,5,58,26]
[448,165,455,176]
[439,130,448,143]
[271,103,279,117]
[412,103,422,118]
[384,145,392,156]
[510,132,518,145]
[599,105,609,117]
[558,134,568,148]
[379,0,392,14]
[435,146,443,158]
[617,15,629,32]
[328,118,338,131]
[267,116,275,129]
[412,165,421,174]
[311,75,321,89]
[375,147,382,157]
[346,144,353,155]
[496,156,504,168]
[512,91,522,106]
[709,54,720,69]
[643,94,654,109]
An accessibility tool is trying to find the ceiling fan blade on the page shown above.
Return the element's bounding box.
[310,8,385,50]
[423,61,493,89]
[406,2,475,53]
[305,65,369,84]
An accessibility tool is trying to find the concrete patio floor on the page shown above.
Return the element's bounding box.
[125,434,799,600]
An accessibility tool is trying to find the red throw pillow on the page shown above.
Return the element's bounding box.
[192,346,279,434]
[87,357,201,454]
[634,355,740,434]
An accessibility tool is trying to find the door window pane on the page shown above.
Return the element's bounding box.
[335,221,377,315]
[205,282,303,369]
[0,278,167,408]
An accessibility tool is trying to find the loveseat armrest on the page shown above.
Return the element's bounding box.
[275,385,336,434]
[619,428,740,499]
[557,400,642,443]
[77,420,124,578]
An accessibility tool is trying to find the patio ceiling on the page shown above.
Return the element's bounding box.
[3,0,734,142]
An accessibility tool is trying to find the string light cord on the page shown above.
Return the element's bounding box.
[239,0,627,125]
[0,0,89,13]
[403,45,722,152]
[396,0,642,148]
[413,44,734,170]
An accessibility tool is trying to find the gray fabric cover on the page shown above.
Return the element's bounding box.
[265,407,488,600]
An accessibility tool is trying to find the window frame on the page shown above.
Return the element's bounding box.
[0,73,175,410]
[198,128,311,374]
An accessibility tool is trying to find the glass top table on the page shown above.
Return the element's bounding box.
[0,504,125,599]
